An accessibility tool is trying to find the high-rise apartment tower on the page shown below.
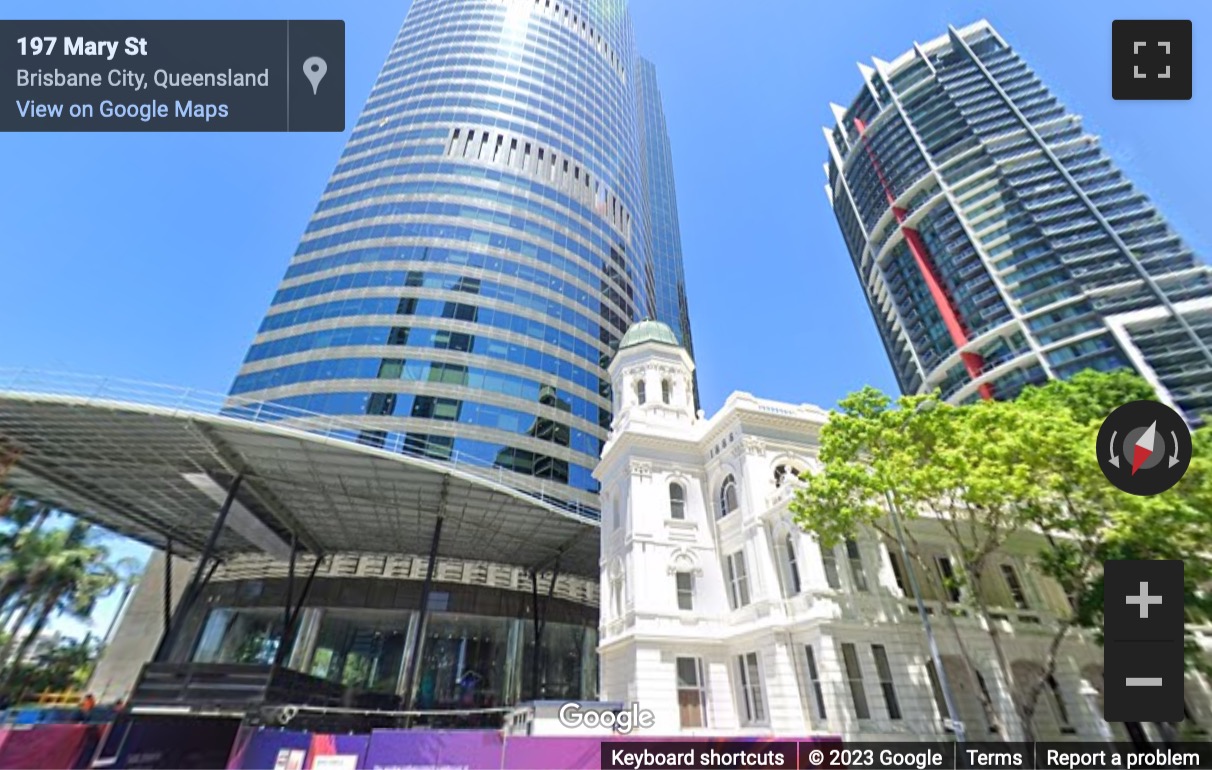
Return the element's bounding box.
[825,20,1212,418]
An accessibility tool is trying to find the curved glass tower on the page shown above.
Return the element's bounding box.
[230,0,695,513]
[825,20,1212,418]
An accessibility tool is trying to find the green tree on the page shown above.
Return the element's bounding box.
[0,496,54,617]
[791,370,1208,742]
[791,387,1024,736]
[3,635,101,700]
[0,525,79,663]
[1003,371,1155,736]
[0,521,118,683]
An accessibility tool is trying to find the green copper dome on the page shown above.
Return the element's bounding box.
[618,320,680,350]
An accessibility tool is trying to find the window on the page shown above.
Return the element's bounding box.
[926,660,951,726]
[366,392,397,416]
[1001,563,1029,609]
[736,652,766,724]
[403,432,452,460]
[774,464,802,487]
[1046,675,1074,732]
[669,482,686,520]
[725,551,751,609]
[718,475,739,517]
[441,301,477,322]
[306,609,410,692]
[888,549,911,596]
[676,657,707,728]
[434,330,471,352]
[840,643,870,719]
[976,670,998,733]
[821,545,842,589]
[676,572,694,611]
[936,556,961,602]
[635,379,646,405]
[846,539,868,592]
[610,572,624,619]
[804,646,827,720]
[427,362,467,385]
[378,358,404,379]
[871,645,902,720]
[192,608,284,665]
[413,396,460,421]
[777,533,801,596]
[661,379,672,404]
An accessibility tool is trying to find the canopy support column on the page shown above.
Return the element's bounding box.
[273,543,320,670]
[528,557,561,701]
[402,514,444,713]
[152,474,242,661]
[161,537,173,637]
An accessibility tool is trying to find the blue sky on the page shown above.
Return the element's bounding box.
[4,0,1211,638]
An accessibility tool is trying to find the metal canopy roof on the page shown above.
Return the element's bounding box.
[0,371,601,578]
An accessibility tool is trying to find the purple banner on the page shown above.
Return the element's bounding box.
[499,737,600,770]
[92,715,241,769]
[307,733,369,770]
[359,732,842,770]
[361,730,503,770]
[226,727,313,770]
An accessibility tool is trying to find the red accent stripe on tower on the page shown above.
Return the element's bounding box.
[853,118,994,400]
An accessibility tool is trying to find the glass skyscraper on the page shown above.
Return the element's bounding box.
[825,20,1212,418]
[229,0,695,514]
[636,58,699,408]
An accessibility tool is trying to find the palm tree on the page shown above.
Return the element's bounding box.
[0,521,118,681]
[0,525,69,654]
[5,634,101,698]
[0,497,55,619]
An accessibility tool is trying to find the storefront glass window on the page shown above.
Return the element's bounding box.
[192,608,284,665]
[308,609,411,693]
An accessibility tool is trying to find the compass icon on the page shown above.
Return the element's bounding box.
[1097,400,1192,495]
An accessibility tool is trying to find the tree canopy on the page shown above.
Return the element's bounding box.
[0,498,124,700]
[790,368,1210,740]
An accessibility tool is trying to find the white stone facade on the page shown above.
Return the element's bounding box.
[594,332,1212,741]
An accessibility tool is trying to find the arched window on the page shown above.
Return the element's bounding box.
[634,379,646,405]
[661,379,672,404]
[669,482,686,520]
[718,474,739,517]
[774,464,802,488]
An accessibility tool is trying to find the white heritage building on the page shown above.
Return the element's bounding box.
[592,320,1212,742]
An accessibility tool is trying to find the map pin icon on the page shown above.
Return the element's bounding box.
[303,56,327,95]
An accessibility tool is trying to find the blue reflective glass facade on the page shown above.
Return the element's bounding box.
[825,21,1212,418]
[636,58,697,406]
[231,0,695,514]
